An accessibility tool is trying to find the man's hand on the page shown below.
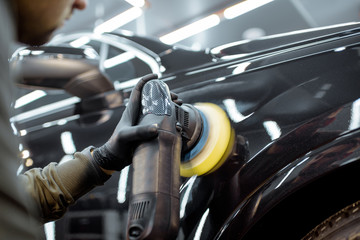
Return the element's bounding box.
[91,74,159,172]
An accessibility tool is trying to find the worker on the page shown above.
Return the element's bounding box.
[1,0,161,238]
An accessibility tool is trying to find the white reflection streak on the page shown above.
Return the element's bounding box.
[117,166,130,203]
[160,15,220,45]
[104,52,135,69]
[263,121,282,140]
[60,131,76,154]
[223,99,253,123]
[70,36,90,48]
[44,221,55,240]
[275,157,309,189]
[180,175,197,218]
[31,50,45,55]
[20,129,27,136]
[11,97,80,123]
[94,7,143,34]
[42,115,80,129]
[125,0,145,7]
[334,46,346,52]
[19,49,31,56]
[231,62,251,75]
[114,78,140,90]
[224,0,274,19]
[14,90,46,109]
[16,164,24,176]
[10,122,18,135]
[275,167,295,189]
[215,77,226,82]
[21,149,30,159]
[350,98,360,130]
[194,208,210,240]
[57,119,68,126]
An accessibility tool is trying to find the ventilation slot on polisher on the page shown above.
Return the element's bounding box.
[176,104,204,153]
[130,200,150,220]
[184,111,189,128]
[175,105,189,129]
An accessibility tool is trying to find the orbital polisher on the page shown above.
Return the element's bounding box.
[127,77,234,240]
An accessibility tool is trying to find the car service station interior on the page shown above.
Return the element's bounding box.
[9,0,360,239]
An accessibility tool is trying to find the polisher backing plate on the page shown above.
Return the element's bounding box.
[180,103,232,177]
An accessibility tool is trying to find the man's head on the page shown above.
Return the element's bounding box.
[12,0,87,46]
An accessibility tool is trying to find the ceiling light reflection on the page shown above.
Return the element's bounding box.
[334,46,346,52]
[31,50,45,55]
[84,48,99,59]
[104,51,135,69]
[160,14,220,45]
[223,99,253,123]
[125,0,145,7]
[94,7,143,34]
[215,77,226,82]
[11,122,18,135]
[41,115,80,129]
[210,39,250,55]
[275,157,309,189]
[350,98,360,130]
[21,149,30,159]
[19,49,31,56]
[263,120,281,140]
[60,131,76,154]
[25,158,34,167]
[57,119,68,126]
[224,0,274,19]
[44,221,55,240]
[117,166,130,203]
[231,62,251,75]
[194,208,210,240]
[314,83,332,99]
[17,164,24,176]
[49,32,161,76]
[180,175,197,218]
[114,78,140,90]
[15,90,47,109]
[275,166,295,189]
[20,130,27,136]
[160,65,166,72]
[11,97,80,123]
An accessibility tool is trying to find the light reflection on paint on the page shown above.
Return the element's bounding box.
[194,208,210,240]
[117,166,130,203]
[180,175,197,218]
[263,121,282,140]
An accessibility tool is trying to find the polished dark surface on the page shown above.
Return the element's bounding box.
[12,22,360,239]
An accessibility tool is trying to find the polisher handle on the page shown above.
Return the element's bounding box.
[127,80,181,240]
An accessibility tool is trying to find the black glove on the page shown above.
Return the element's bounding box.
[170,92,183,106]
[92,74,159,171]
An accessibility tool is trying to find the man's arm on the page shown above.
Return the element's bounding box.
[17,74,160,222]
[18,148,110,223]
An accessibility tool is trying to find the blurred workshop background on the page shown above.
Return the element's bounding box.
[54,0,360,50]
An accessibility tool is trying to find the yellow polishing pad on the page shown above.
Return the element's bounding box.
[180,103,233,177]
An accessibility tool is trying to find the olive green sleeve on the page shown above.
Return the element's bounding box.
[19,147,111,223]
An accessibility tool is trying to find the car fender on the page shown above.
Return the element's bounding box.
[216,124,360,239]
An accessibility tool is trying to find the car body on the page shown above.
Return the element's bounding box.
[11,22,360,239]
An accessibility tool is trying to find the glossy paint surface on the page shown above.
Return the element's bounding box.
[13,23,360,239]
[175,31,360,239]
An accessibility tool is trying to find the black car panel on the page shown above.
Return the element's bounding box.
[11,22,360,239]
